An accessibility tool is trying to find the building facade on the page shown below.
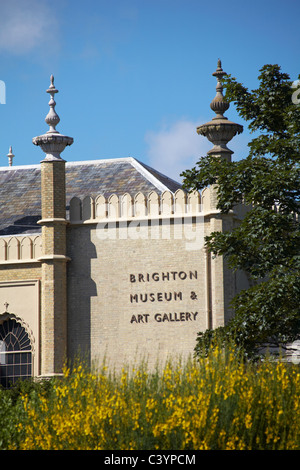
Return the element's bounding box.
[0,62,248,386]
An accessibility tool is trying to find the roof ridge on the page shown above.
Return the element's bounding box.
[0,157,138,171]
[129,158,171,193]
[0,157,134,171]
[0,164,40,171]
[135,159,181,186]
[65,157,135,167]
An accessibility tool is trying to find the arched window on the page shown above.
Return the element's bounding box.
[0,318,32,388]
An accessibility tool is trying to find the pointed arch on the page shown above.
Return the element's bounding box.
[95,194,107,219]
[70,197,82,222]
[188,190,201,214]
[20,237,32,260]
[82,196,94,221]
[174,189,187,215]
[121,193,133,218]
[134,192,147,217]
[201,187,210,212]
[0,239,7,261]
[147,191,160,216]
[32,236,42,259]
[161,191,173,215]
[108,194,119,218]
[7,237,20,261]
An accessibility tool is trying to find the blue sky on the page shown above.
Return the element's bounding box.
[0,0,299,181]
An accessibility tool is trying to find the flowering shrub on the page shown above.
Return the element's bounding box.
[4,346,300,450]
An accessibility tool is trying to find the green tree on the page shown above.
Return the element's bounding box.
[182,64,300,359]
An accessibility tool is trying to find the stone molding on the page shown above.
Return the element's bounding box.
[37,218,68,225]
[37,254,71,262]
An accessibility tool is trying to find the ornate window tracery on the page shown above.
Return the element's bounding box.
[0,318,32,388]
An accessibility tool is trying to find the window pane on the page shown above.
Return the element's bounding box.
[0,319,32,388]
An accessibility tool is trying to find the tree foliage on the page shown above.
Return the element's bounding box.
[181,65,300,359]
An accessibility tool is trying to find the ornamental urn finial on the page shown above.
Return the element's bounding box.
[32,75,73,162]
[210,59,230,119]
[196,60,243,160]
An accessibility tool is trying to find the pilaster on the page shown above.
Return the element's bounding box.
[197,60,243,327]
[33,75,73,377]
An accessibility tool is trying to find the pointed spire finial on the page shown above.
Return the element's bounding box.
[213,58,224,76]
[32,75,73,161]
[7,146,14,166]
[45,74,60,133]
[49,74,55,89]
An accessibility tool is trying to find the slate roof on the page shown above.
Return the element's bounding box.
[0,157,182,236]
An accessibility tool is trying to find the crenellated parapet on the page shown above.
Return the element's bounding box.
[0,235,42,263]
[68,189,206,223]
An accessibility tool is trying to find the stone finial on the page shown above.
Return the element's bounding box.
[210,59,230,119]
[45,74,60,133]
[32,75,73,161]
[196,59,243,160]
[7,146,14,166]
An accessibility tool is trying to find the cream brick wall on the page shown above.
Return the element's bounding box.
[66,184,250,370]
[0,264,41,282]
[67,216,216,369]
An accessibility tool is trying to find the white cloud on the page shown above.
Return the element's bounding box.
[0,0,60,55]
[145,118,211,182]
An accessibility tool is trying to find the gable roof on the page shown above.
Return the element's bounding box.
[0,157,182,236]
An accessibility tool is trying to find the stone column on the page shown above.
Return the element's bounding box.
[197,60,243,328]
[33,76,73,377]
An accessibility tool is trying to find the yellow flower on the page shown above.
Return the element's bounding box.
[245,413,252,430]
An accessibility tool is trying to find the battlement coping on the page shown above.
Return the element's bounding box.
[68,189,211,224]
[0,235,42,263]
